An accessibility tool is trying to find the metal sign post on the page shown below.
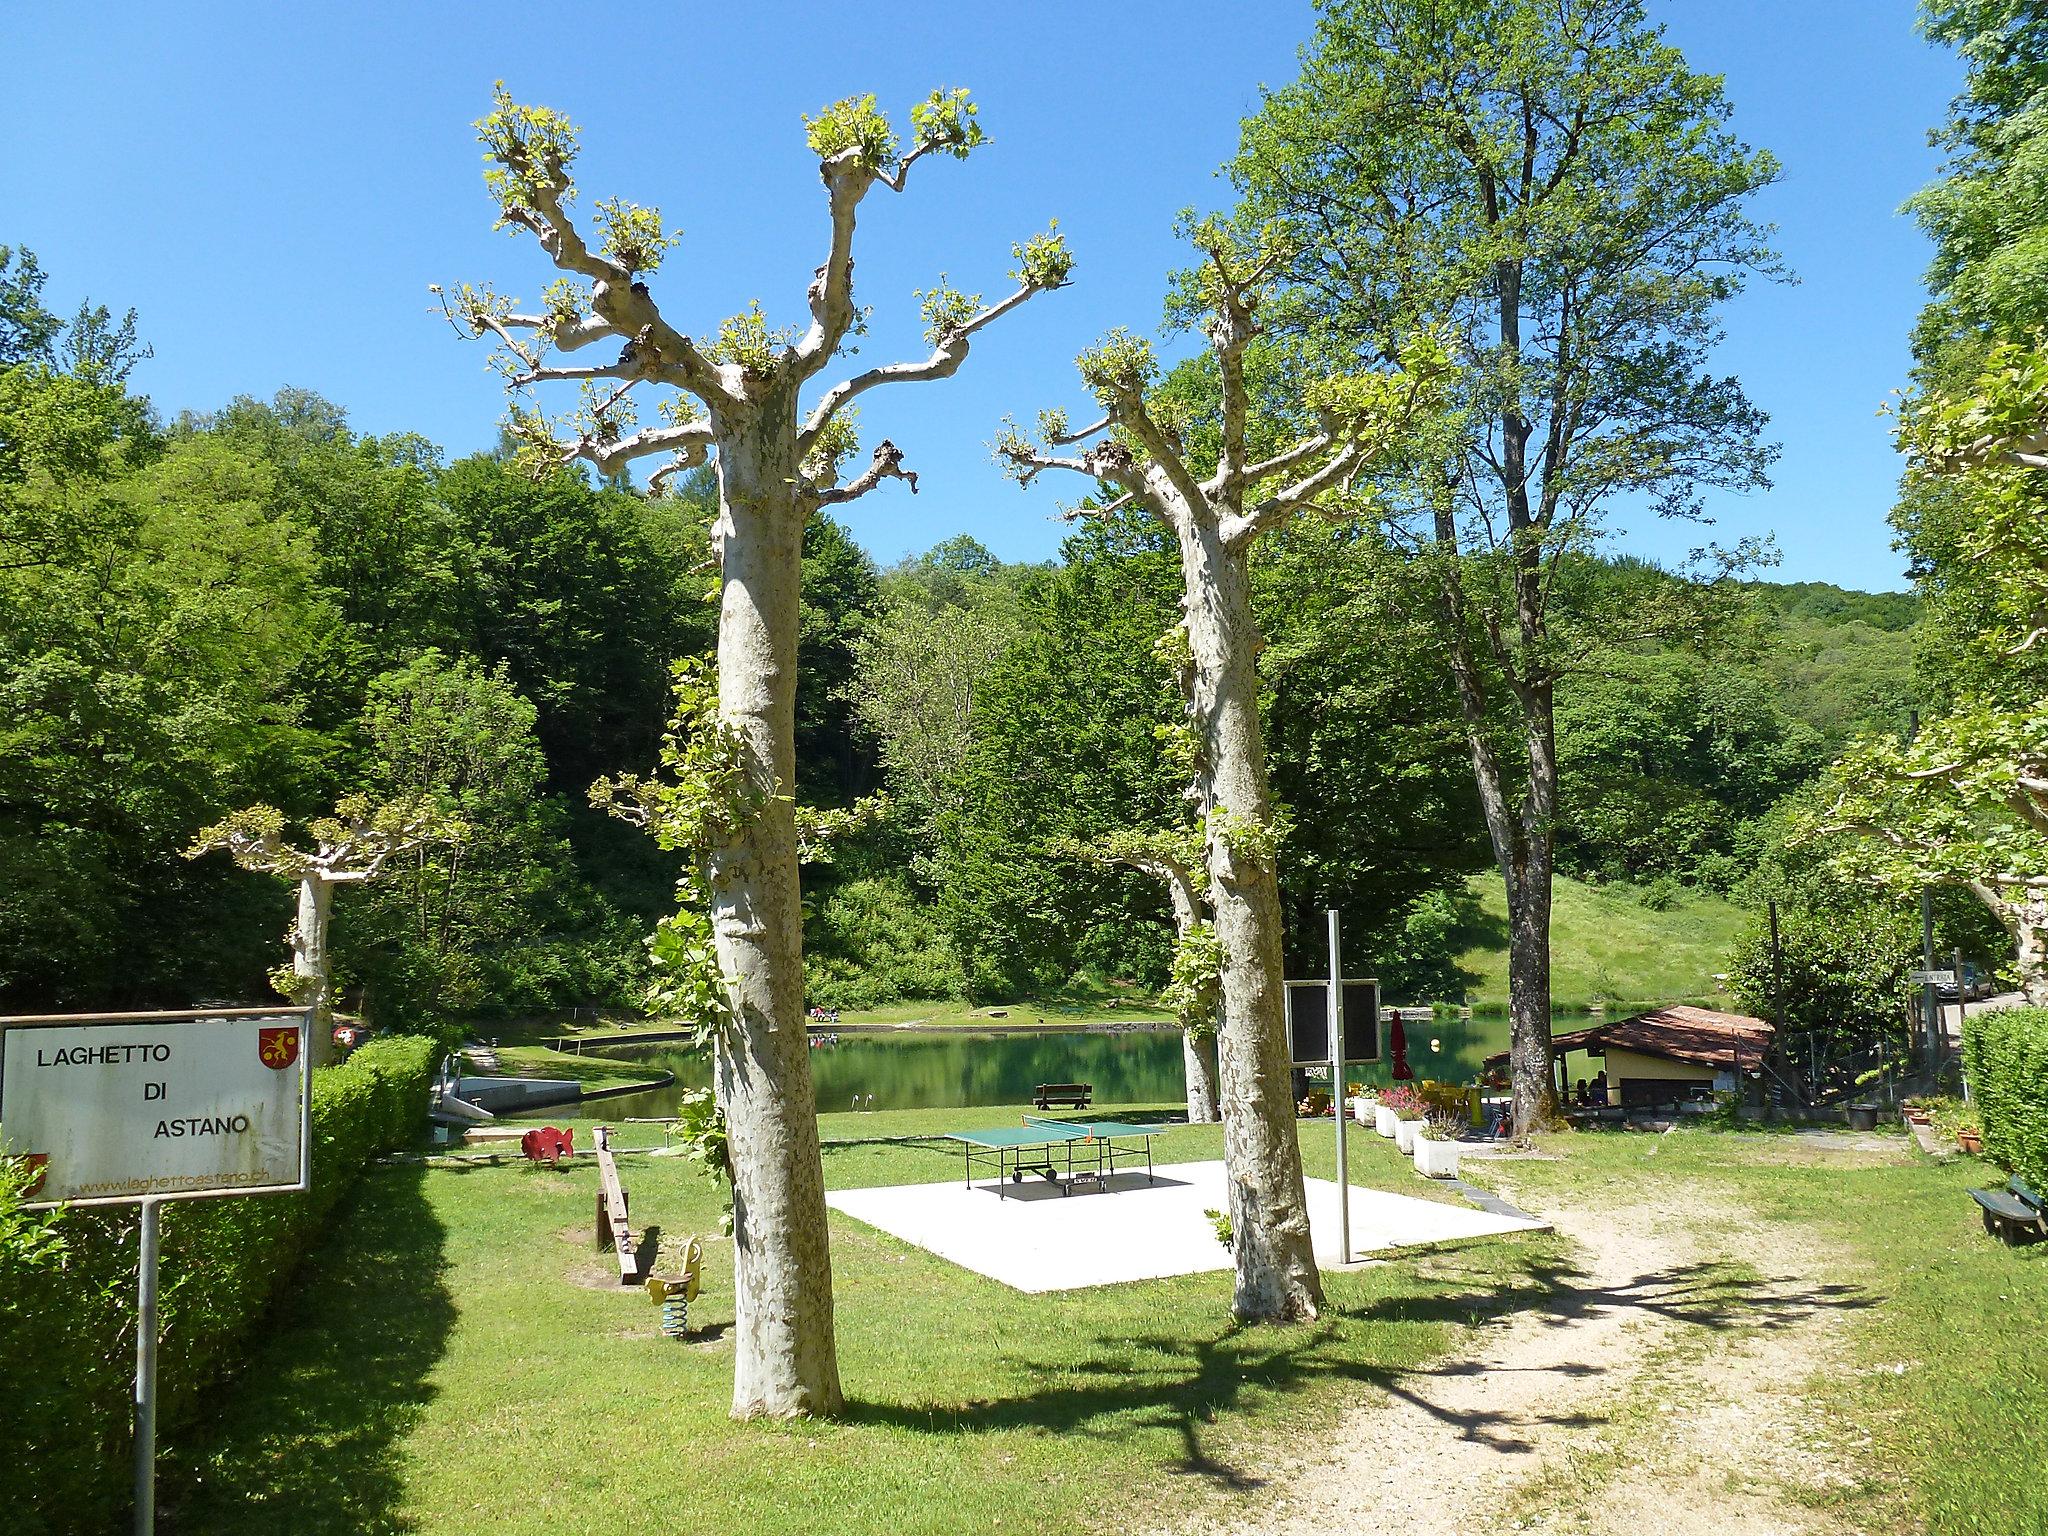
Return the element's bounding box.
[1327,908,1349,1267]
[132,1197,161,1536]
[0,1007,311,1536]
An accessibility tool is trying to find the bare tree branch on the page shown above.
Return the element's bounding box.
[801,282,1045,447]
[815,439,919,504]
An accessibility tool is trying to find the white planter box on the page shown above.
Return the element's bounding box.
[1414,1138,1461,1178]
[1350,1097,1373,1125]
[1394,1117,1420,1154]
[1374,1105,1399,1138]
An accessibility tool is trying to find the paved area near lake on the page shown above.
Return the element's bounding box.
[825,1158,1547,1292]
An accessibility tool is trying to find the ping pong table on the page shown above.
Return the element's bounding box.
[944,1114,1160,1198]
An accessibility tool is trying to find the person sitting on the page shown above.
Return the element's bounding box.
[1589,1072,1609,1107]
[1572,1078,1589,1107]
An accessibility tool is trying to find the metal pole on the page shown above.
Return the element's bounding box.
[133,1197,161,1536]
[1327,908,1348,1267]
[1920,889,1940,1069]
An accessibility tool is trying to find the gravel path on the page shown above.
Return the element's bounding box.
[1180,1173,1873,1536]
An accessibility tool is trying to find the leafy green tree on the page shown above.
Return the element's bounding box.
[0,246,62,367]
[1728,903,1915,1043]
[449,84,1068,1417]
[844,578,1024,840]
[337,650,606,1029]
[936,516,1183,997]
[1813,8,2048,1005]
[0,417,337,1006]
[1229,0,1782,1132]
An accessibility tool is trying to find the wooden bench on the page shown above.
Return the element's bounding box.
[1033,1082,1092,1111]
[1970,1175,2047,1245]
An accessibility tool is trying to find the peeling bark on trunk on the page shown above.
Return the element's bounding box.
[709,411,842,1419]
[294,876,335,1061]
[1182,1029,1221,1124]
[1159,856,1221,1123]
[1975,882,2048,1007]
[1505,854,1556,1132]
[1432,491,1560,1140]
[1179,519,1322,1322]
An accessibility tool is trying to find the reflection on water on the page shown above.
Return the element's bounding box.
[539,1010,1558,1119]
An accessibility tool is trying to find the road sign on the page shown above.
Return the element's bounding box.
[1,1011,310,1207]
[0,1008,311,1536]
[1908,969,1955,987]
[1284,978,1381,1065]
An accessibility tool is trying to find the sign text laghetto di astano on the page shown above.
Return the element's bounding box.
[1,1015,308,1205]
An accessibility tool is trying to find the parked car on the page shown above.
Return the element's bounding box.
[1936,963,1995,1002]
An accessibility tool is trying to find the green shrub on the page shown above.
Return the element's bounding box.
[0,1034,437,1535]
[804,875,968,1009]
[1963,1006,2048,1189]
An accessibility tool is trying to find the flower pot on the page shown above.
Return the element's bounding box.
[1351,1097,1373,1125]
[1845,1104,1880,1132]
[1414,1138,1461,1179]
[1374,1105,1400,1139]
[1394,1117,1420,1154]
[1958,1128,1983,1155]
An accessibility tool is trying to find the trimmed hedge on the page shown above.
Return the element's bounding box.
[1962,1006,2048,1190]
[0,1034,437,1535]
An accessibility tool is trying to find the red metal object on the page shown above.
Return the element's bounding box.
[1389,1014,1413,1080]
[520,1126,575,1165]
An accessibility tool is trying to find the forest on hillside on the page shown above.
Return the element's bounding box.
[0,239,1976,1030]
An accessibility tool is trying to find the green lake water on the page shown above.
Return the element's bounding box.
[546,1010,1551,1119]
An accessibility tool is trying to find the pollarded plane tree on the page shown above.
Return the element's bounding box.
[186,798,459,1049]
[997,225,1438,1322]
[442,86,1069,1418]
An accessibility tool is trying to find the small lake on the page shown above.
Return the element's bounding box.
[539,1011,1560,1120]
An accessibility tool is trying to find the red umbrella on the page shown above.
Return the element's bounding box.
[1389,1013,1413,1080]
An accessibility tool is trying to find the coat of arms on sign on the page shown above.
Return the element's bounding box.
[258,1027,300,1070]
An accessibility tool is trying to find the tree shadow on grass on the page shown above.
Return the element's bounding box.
[847,1248,1877,1487]
[159,1166,453,1535]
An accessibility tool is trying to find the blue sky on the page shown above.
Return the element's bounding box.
[4,1,1960,590]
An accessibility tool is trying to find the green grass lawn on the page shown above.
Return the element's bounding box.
[162,1113,1545,1536]
[162,1105,2048,1535]
[488,1043,674,1093]
[1452,871,1747,1010]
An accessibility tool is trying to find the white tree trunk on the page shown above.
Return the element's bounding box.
[1177,518,1323,1322]
[1182,1029,1221,1123]
[1981,883,2048,1007]
[294,876,335,1061]
[708,411,843,1418]
[1161,866,1221,1123]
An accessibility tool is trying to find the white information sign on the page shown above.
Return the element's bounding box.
[0,1012,309,1207]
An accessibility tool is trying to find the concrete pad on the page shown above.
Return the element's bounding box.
[825,1159,1546,1293]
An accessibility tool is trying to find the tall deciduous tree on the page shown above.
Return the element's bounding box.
[998,224,1436,1322]
[1230,0,1781,1133]
[445,86,1068,1416]
[1810,5,2048,1005]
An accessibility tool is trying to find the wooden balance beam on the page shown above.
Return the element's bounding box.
[592,1126,646,1284]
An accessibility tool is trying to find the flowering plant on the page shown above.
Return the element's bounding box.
[1379,1084,1427,1118]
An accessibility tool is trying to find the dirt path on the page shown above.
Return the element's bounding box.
[1183,1176,1873,1536]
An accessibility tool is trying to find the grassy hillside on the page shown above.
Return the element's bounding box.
[1448,872,1748,1012]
